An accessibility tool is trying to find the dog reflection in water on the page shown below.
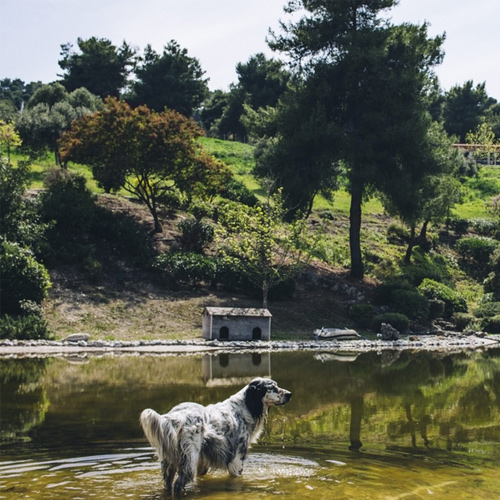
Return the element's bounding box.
[140,377,292,495]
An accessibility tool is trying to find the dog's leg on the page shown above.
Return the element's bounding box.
[173,456,196,496]
[161,459,176,494]
[227,444,247,477]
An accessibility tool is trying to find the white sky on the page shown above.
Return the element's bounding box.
[1,0,499,99]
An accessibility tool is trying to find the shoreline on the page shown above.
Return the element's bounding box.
[1,334,500,358]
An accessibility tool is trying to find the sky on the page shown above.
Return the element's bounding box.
[1,0,499,99]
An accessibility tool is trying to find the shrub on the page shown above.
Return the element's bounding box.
[371,313,410,334]
[456,236,498,263]
[429,299,445,319]
[153,251,216,285]
[469,218,498,237]
[446,217,470,234]
[373,280,414,305]
[0,241,51,315]
[473,302,500,318]
[386,224,410,245]
[481,315,500,333]
[220,178,258,206]
[417,278,467,318]
[453,312,475,331]
[0,301,50,340]
[349,304,376,329]
[177,218,214,253]
[391,289,430,321]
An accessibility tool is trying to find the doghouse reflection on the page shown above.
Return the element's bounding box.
[202,352,271,385]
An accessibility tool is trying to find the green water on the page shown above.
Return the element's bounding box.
[2,348,500,499]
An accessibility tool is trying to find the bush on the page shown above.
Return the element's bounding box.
[0,241,52,315]
[453,312,475,331]
[429,299,445,319]
[469,218,498,237]
[153,251,216,285]
[391,289,430,321]
[456,236,498,263]
[481,315,500,333]
[220,178,258,206]
[373,280,414,305]
[371,313,410,334]
[446,217,470,234]
[473,302,500,318]
[349,304,376,329]
[386,224,410,245]
[0,302,50,340]
[417,278,467,318]
[177,218,214,253]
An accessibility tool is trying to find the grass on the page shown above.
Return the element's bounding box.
[8,140,500,337]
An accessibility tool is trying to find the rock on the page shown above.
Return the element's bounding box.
[380,323,401,341]
[65,333,90,342]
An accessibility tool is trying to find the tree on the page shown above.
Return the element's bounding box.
[214,53,290,140]
[441,81,495,142]
[252,77,341,218]
[131,41,208,116]
[380,122,461,264]
[60,98,231,233]
[268,0,444,279]
[0,120,22,163]
[217,191,318,308]
[59,37,137,98]
[15,83,102,164]
[465,122,498,164]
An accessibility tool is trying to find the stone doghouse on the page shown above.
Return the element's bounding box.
[202,307,272,341]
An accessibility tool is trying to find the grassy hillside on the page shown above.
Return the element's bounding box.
[8,139,500,338]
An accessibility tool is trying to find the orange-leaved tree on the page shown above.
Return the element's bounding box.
[60,97,230,232]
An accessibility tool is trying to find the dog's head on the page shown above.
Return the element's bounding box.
[244,378,292,419]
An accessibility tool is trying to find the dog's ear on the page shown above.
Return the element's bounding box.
[245,379,267,419]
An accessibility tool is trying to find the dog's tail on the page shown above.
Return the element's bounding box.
[140,408,178,462]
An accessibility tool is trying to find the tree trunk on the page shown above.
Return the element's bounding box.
[404,224,416,265]
[349,180,364,279]
[418,219,430,252]
[262,280,269,309]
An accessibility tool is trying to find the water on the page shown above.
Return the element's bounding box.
[2,348,500,499]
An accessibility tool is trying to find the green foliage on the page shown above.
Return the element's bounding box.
[0,241,51,315]
[391,289,430,321]
[386,224,410,245]
[217,192,318,307]
[0,301,50,340]
[452,312,475,331]
[371,313,410,334]
[456,236,498,264]
[469,218,499,236]
[473,302,500,318]
[153,251,216,286]
[60,97,231,232]
[399,249,449,286]
[131,41,208,116]
[59,37,136,98]
[418,278,467,318]
[349,304,376,329]
[446,217,470,234]
[0,158,47,250]
[480,315,500,333]
[38,169,153,268]
[219,177,258,206]
[177,218,214,253]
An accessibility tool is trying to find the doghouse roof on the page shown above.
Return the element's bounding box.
[204,307,272,318]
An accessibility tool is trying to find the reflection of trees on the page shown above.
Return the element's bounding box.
[0,359,50,442]
[269,349,500,456]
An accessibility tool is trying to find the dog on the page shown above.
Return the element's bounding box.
[140,377,292,495]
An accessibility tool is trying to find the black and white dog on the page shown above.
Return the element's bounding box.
[140,377,292,495]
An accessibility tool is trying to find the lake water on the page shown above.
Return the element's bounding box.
[2,347,500,499]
